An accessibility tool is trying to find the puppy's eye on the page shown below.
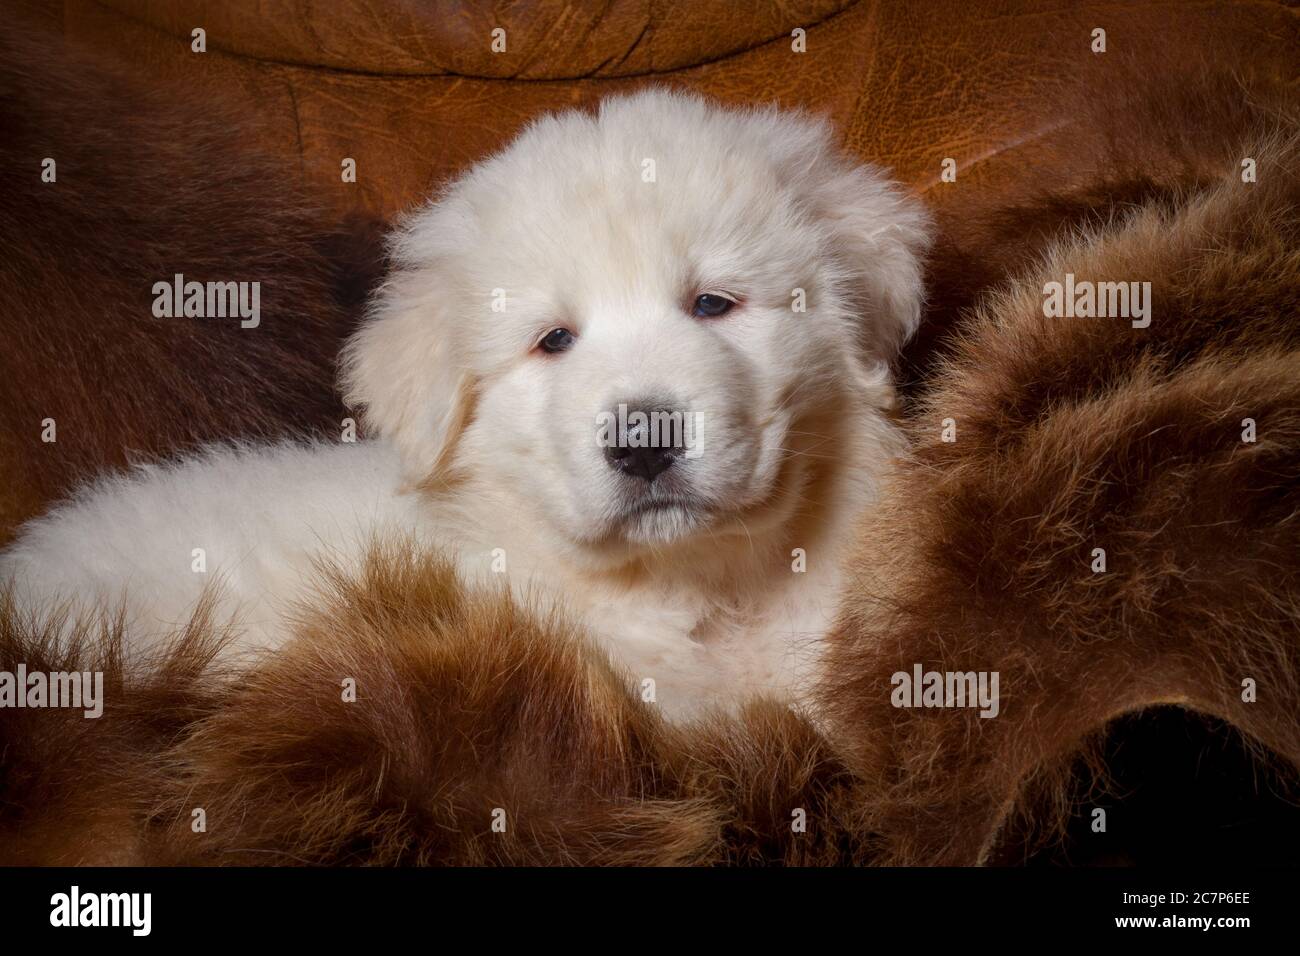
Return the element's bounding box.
[692,293,736,318]
[538,327,576,354]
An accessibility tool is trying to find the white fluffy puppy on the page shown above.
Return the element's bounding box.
[1,90,930,718]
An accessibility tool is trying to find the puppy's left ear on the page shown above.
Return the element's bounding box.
[340,190,488,484]
[340,258,476,484]
[806,147,933,361]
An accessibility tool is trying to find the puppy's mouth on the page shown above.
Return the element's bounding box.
[614,495,705,543]
[613,435,804,548]
[621,496,696,518]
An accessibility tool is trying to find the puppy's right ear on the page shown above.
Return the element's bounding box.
[770,112,932,362]
[340,232,475,484]
[812,161,932,362]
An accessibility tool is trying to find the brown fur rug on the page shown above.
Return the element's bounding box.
[828,124,1300,866]
[2,100,1295,864]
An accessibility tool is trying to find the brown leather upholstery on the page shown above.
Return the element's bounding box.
[37,0,1299,221]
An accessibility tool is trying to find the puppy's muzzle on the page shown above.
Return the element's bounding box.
[603,399,688,483]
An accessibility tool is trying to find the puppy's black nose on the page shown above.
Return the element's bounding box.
[607,441,679,482]
[602,401,687,482]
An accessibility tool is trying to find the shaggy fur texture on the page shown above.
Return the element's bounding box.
[1,550,862,865]
[2,95,1294,863]
[0,22,371,543]
[825,120,1300,865]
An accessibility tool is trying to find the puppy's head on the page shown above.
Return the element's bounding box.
[343,89,930,566]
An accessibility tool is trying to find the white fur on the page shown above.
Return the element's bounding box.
[1,90,931,718]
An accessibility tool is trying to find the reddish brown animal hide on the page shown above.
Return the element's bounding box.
[824,121,1300,865]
